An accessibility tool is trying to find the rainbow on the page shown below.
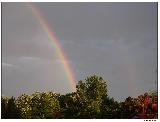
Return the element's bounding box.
[28,3,76,92]
[111,26,137,97]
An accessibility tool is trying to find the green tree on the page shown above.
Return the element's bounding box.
[15,94,32,118]
[76,75,108,118]
[100,96,121,118]
[30,91,60,119]
[59,92,81,118]
[120,96,139,118]
[148,90,158,96]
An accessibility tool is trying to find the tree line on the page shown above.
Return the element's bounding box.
[1,75,158,119]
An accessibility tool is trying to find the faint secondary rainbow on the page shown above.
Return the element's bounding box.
[28,3,76,92]
[111,25,138,97]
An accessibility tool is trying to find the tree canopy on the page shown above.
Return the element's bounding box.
[1,75,158,119]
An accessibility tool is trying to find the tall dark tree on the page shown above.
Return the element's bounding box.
[5,97,20,119]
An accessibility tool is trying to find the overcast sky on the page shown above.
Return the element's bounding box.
[2,2,157,101]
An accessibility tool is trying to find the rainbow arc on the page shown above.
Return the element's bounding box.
[28,3,76,92]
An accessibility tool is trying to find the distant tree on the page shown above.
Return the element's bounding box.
[148,90,158,96]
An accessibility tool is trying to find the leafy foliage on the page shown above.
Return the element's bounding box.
[30,91,60,118]
[100,96,122,118]
[76,75,108,118]
[15,94,32,118]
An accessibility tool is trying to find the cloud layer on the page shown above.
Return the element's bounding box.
[2,3,157,101]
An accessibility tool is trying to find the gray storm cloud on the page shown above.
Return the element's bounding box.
[2,2,157,101]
